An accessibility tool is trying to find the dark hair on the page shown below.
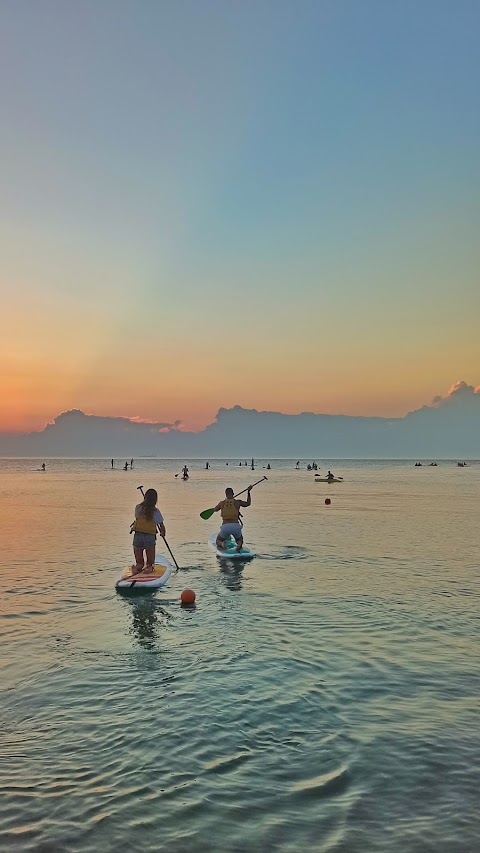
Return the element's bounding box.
[139,488,157,520]
[225,487,234,498]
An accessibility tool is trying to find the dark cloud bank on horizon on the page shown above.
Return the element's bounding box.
[1,381,479,457]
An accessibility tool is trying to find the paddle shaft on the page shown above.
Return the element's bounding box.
[160,534,180,572]
[233,476,267,499]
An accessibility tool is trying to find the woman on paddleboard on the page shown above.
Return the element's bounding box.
[131,488,166,574]
[213,486,252,552]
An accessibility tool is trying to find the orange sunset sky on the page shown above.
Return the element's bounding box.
[1,2,479,434]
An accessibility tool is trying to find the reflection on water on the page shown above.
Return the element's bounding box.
[126,597,172,650]
[0,458,479,852]
[218,560,247,591]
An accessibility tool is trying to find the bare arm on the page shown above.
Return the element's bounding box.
[237,488,252,508]
[213,501,223,513]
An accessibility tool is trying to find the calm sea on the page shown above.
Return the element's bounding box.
[0,458,478,852]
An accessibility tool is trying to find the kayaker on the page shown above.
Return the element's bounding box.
[213,486,252,552]
[327,470,335,480]
[130,488,166,574]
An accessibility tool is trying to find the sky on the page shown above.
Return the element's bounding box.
[1,0,479,433]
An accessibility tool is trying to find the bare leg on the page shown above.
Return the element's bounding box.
[216,536,226,550]
[145,545,156,572]
[132,548,145,573]
[235,536,244,552]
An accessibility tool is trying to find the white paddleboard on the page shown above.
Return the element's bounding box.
[209,533,255,560]
[116,555,172,590]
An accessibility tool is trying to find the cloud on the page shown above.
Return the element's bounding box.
[158,420,186,433]
[119,416,186,432]
[431,380,480,408]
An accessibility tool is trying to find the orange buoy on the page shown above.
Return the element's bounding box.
[325,498,331,505]
[181,588,196,605]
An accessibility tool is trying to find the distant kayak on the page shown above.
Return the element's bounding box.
[116,556,172,590]
[209,533,254,560]
[315,477,343,483]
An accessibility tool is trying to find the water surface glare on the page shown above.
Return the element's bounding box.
[0,458,479,851]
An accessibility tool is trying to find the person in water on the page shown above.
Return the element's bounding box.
[41,462,46,471]
[124,462,129,471]
[213,486,252,552]
[205,462,209,470]
[130,488,165,573]
[111,459,114,469]
[327,470,335,480]
[182,465,189,478]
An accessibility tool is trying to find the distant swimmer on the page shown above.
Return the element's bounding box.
[111,459,114,469]
[213,486,252,552]
[296,461,300,469]
[41,462,46,471]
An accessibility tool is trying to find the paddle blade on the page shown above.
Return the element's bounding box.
[200,507,215,520]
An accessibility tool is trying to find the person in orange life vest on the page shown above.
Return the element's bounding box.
[130,488,166,574]
[213,486,252,551]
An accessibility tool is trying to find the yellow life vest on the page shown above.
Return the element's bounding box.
[221,499,239,522]
[132,513,157,535]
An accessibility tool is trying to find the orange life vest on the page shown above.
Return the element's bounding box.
[221,499,239,522]
[132,513,157,535]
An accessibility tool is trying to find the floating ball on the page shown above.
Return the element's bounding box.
[325,498,331,506]
[181,588,196,605]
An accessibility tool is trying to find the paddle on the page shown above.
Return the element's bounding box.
[199,476,267,520]
[315,475,343,480]
[315,474,343,480]
[135,486,181,572]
